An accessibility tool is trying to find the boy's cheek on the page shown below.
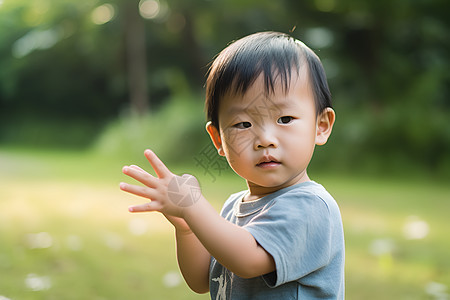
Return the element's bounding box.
[222,131,255,157]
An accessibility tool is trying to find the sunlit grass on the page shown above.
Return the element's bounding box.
[0,148,210,299]
[322,175,450,299]
[0,179,208,299]
[0,148,449,299]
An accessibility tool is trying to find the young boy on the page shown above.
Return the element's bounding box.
[120,31,344,299]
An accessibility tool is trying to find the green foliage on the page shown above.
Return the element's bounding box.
[0,114,101,149]
[93,95,210,165]
[0,0,449,176]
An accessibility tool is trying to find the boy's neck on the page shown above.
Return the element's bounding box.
[243,171,311,202]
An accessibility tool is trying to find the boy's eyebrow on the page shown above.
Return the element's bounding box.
[226,105,254,115]
[225,98,295,115]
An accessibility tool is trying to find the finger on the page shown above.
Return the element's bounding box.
[129,165,147,173]
[128,165,154,180]
[129,201,162,213]
[122,166,157,188]
[144,149,171,178]
[119,182,159,199]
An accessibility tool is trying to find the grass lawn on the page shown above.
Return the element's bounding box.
[0,148,449,299]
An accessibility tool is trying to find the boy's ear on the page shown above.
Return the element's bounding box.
[206,121,225,156]
[315,108,335,146]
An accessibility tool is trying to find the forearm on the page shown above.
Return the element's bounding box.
[184,197,275,279]
[175,230,210,293]
[120,151,273,281]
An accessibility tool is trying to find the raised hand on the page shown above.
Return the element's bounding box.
[119,151,275,285]
[119,149,203,218]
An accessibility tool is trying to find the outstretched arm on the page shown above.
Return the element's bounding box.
[120,164,210,293]
[119,150,275,283]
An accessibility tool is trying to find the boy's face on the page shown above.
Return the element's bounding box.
[207,69,334,196]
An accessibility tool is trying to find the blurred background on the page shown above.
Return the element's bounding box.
[0,0,449,299]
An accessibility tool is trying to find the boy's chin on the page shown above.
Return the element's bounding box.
[246,178,291,189]
[246,173,309,190]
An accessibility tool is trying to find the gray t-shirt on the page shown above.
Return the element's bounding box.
[209,181,345,299]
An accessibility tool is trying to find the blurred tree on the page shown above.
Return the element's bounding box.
[123,0,149,114]
[0,0,448,174]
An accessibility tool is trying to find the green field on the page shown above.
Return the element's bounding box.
[0,148,449,299]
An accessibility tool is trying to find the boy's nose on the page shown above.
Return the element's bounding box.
[254,129,278,149]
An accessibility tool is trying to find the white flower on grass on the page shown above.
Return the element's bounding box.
[403,216,430,240]
[66,235,83,251]
[128,218,149,236]
[369,238,396,256]
[25,232,53,249]
[163,271,181,288]
[0,295,12,300]
[425,281,449,300]
[25,273,52,291]
[103,232,123,251]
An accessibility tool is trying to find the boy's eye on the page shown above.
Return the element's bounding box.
[234,121,252,129]
[277,116,294,124]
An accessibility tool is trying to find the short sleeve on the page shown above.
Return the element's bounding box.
[244,191,332,287]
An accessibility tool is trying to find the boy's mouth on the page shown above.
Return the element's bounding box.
[256,156,281,168]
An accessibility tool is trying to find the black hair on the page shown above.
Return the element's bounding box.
[205,31,332,129]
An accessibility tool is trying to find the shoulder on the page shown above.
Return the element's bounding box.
[273,181,332,208]
[265,181,341,223]
[284,181,338,208]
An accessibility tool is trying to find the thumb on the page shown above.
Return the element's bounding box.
[144,149,171,179]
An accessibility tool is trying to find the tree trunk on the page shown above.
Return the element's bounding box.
[123,0,149,115]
